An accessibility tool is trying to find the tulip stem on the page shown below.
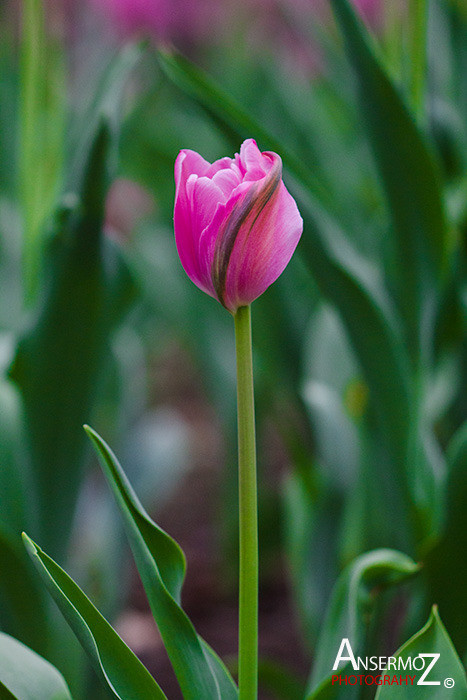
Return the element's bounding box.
[234,304,258,700]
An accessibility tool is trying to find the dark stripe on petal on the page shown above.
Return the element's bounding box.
[211,158,282,309]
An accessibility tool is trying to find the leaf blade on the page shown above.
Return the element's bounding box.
[0,632,72,700]
[23,533,167,700]
[375,607,467,698]
[85,425,238,700]
[330,0,448,353]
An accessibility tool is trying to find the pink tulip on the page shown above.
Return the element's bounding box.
[174,139,303,313]
[352,0,382,24]
[89,0,223,44]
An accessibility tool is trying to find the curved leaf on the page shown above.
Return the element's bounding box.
[85,426,238,700]
[23,534,167,700]
[375,607,467,698]
[306,549,419,699]
[0,632,72,700]
[330,0,448,355]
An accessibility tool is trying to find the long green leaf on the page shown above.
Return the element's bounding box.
[426,420,467,655]
[20,0,65,302]
[306,549,419,699]
[330,0,448,355]
[0,378,31,536]
[85,426,238,700]
[375,607,467,698]
[23,534,167,700]
[10,47,139,559]
[0,632,72,700]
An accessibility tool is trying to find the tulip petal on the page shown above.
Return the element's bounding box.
[175,149,211,184]
[206,156,234,177]
[203,155,288,310]
[224,180,303,310]
[191,176,226,233]
[239,139,270,181]
[174,151,210,288]
[211,167,243,197]
[196,181,252,299]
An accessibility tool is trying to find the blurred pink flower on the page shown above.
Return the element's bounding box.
[104,178,154,242]
[89,0,223,44]
[352,0,382,25]
[173,139,303,313]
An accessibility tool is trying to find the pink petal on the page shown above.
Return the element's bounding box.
[206,156,234,177]
[204,154,302,311]
[239,139,270,181]
[196,181,253,298]
[175,149,211,188]
[224,181,302,310]
[174,151,210,289]
[211,167,243,197]
[191,176,226,235]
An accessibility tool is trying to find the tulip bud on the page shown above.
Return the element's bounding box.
[174,139,303,313]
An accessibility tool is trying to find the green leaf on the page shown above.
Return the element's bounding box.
[0,528,48,655]
[22,533,167,700]
[375,607,467,698]
[426,420,467,656]
[20,0,66,301]
[84,426,238,700]
[0,632,72,700]
[306,549,419,699]
[0,378,31,535]
[10,48,139,560]
[0,380,47,653]
[330,0,448,354]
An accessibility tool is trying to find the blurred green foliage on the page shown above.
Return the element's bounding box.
[0,0,465,697]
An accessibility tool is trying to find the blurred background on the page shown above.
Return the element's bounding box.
[0,0,466,698]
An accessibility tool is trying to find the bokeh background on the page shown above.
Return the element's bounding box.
[0,0,466,698]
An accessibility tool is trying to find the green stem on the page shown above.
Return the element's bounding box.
[234,305,258,700]
[409,0,428,122]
